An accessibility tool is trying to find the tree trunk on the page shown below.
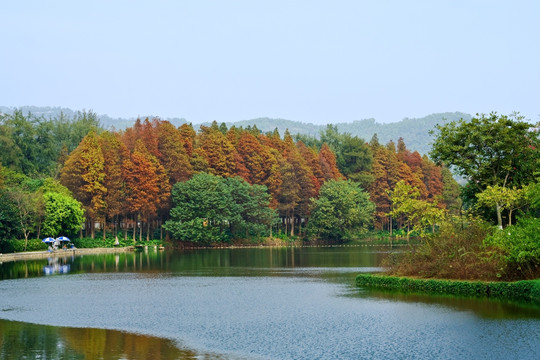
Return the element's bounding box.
[496,203,503,229]
[123,215,128,241]
[290,212,295,237]
[90,217,95,239]
[160,217,163,241]
[508,209,513,227]
[103,216,107,240]
[132,214,137,243]
[146,221,150,241]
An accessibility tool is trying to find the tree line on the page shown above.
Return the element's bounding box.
[2,109,536,250]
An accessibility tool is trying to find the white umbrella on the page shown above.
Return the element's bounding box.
[42,237,55,243]
[57,236,70,242]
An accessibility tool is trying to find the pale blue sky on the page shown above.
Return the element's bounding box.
[2,0,539,124]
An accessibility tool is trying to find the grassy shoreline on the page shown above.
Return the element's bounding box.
[356,273,540,306]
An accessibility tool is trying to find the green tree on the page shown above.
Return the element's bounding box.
[476,185,527,228]
[430,112,539,227]
[224,177,277,238]
[440,166,462,215]
[484,217,540,279]
[0,190,20,241]
[164,173,232,243]
[164,173,276,243]
[319,125,372,187]
[6,188,39,250]
[528,180,540,212]
[0,162,4,189]
[390,180,445,237]
[42,192,85,238]
[307,179,374,241]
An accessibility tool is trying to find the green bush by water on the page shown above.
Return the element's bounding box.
[0,236,165,254]
[0,239,48,253]
[356,274,540,305]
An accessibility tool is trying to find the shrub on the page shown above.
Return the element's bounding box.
[384,217,505,281]
[0,239,48,253]
[484,217,540,280]
[71,236,137,249]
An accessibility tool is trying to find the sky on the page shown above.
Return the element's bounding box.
[2,0,539,124]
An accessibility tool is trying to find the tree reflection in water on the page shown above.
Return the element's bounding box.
[0,319,222,360]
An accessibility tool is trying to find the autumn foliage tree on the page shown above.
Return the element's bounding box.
[198,127,237,178]
[99,132,126,238]
[60,130,106,239]
[122,140,162,241]
[49,115,461,243]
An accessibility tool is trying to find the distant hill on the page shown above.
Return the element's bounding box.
[0,106,471,155]
[222,112,472,155]
[0,106,188,130]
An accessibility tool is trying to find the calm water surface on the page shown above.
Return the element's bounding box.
[0,246,539,359]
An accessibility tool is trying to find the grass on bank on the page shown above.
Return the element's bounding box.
[356,274,540,305]
[358,216,540,304]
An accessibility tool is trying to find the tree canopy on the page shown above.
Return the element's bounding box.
[430,112,539,228]
[307,180,374,241]
[164,173,276,244]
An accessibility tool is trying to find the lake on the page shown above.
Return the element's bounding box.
[0,246,539,359]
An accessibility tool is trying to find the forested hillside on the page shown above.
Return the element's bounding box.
[227,112,472,155]
[0,106,471,154]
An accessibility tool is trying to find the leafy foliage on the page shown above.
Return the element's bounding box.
[0,109,100,176]
[430,112,539,228]
[164,173,276,244]
[389,180,445,237]
[60,130,106,237]
[307,180,374,241]
[384,218,502,280]
[41,191,85,238]
[431,113,538,187]
[0,190,20,241]
[484,217,540,280]
[476,185,528,227]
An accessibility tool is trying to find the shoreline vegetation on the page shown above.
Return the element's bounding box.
[356,274,540,306]
[0,246,133,262]
[2,241,539,306]
[0,111,538,305]
[0,239,410,263]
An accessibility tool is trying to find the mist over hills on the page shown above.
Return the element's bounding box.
[229,112,472,155]
[0,106,471,155]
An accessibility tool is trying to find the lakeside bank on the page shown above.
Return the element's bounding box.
[0,246,134,263]
[0,242,405,263]
[356,273,540,306]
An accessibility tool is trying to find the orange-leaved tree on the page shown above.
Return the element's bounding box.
[122,140,161,242]
[60,130,106,239]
